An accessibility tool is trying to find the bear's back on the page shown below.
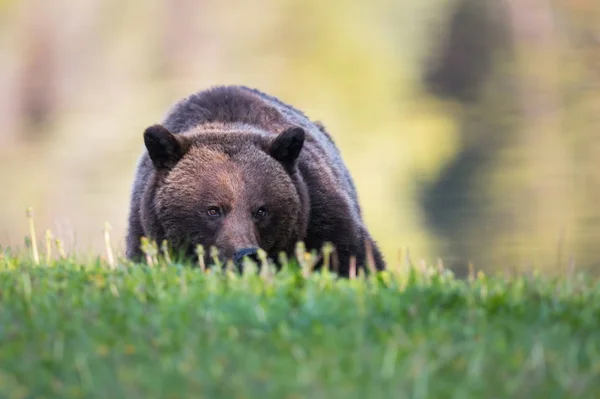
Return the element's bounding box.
[163,86,302,134]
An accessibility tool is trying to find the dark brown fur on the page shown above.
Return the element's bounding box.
[126,85,385,276]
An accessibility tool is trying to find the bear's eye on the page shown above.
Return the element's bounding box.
[207,206,222,217]
[254,207,267,220]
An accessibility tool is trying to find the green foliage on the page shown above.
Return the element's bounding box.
[1,250,600,399]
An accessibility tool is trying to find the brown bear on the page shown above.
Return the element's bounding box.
[125,85,385,276]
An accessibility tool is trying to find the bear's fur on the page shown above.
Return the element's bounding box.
[126,85,385,276]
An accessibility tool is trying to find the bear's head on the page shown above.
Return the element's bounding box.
[140,124,308,268]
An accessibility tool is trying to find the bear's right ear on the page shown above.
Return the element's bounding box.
[143,124,188,170]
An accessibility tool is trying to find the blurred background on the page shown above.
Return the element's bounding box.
[1,0,600,275]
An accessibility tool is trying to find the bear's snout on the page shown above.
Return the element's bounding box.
[233,247,260,267]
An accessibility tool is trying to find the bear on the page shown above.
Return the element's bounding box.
[125,85,385,276]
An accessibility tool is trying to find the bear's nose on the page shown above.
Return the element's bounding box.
[233,247,260,268]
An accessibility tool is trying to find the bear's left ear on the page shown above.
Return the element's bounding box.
[143,124,189,170]
[269,127,305,168]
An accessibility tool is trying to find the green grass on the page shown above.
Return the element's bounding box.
[2,245,600,399]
